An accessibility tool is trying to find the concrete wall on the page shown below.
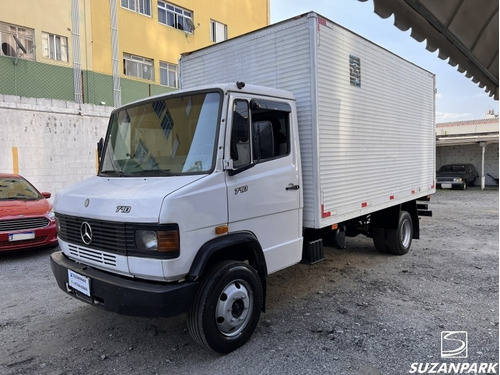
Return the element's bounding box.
[0,95,112,200]
[436,143,499,186]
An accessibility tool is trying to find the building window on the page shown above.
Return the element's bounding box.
[0,22,34,60]
[121,0,151,16]
[160,62,178,87]
[210,20,227,43]
[158,1,193,32]
[42,32,68,62]
[123,53,154,81]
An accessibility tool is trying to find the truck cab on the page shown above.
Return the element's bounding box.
[51,82,303,353]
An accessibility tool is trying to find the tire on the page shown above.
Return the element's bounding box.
[387,211,413,255]
[372,227,389,253]
[187,261,263,354]
[331,227,346,250]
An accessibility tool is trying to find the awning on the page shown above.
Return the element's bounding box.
[359,0,499,100]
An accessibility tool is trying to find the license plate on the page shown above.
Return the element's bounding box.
[441,183,452,189]
[68,270,91,297]
[9,232,35,242]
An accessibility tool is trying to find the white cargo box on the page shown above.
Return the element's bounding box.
[179,12,436,229]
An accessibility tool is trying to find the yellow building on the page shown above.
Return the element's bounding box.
[0,0,269,106]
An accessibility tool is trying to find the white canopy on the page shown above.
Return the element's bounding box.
[359,0,499,99]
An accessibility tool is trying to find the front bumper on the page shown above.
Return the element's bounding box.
[436,180,465,189]
[0,223,58,252]
[50,251,197,317]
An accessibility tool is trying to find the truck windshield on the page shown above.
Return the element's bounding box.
[100,91,221,176]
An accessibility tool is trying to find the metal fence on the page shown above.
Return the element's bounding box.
[0,55,173,107]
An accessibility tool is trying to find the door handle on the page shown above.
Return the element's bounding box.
[286,184,300,191]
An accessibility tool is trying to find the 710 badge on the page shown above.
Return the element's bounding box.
[68,270,91,297]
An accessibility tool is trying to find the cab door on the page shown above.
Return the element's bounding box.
[225,95,302,274]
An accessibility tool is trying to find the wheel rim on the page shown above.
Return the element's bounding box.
[215,280,253,337]
[400,218,412,249]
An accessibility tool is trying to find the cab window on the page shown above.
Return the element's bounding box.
[230,98,291,169]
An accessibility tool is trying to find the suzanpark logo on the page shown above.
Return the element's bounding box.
[408,331,498,374]
[409,363,498,374]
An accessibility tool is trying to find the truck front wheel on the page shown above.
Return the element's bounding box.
[387,210,413,255]
[187,261,263,354]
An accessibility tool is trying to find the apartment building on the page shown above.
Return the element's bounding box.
[0,0,270,106]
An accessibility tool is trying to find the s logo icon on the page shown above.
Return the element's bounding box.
[441,331,468,358]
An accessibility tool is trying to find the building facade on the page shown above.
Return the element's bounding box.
[0,0,269,106]
[0,0,269,194]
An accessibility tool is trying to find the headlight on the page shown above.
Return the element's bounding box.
[48,208,55,221]
[136,230,158,250]
[453,177,463,183]
[136,229,180,254]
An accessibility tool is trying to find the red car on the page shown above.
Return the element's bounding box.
[0,173,58,252]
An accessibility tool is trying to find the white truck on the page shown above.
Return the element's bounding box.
[50,12,435,354]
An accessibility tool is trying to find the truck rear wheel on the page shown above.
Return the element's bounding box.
[187,261,263,354]
[386,211,413,255]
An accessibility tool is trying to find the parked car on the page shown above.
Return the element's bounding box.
[0,173,58,252]
[436,163,479,190]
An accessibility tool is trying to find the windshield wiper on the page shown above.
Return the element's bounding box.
[100,169,174,177]
[129,169,174,176]
[99,170,126,177]
[139,169,172,176]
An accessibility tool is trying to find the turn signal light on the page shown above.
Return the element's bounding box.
[157,230,180,253]
[215,225,229,235]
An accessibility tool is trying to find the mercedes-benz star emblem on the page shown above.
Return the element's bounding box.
[80,222,93,245]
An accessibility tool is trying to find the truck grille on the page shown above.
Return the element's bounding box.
[68,244,117,266]
[0,217,50,232]
[56,213,134,254]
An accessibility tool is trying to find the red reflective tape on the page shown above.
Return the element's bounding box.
[411,190,416,194]
[361,202,368,208]
[317,17,327,31]
[389,195,395,200]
